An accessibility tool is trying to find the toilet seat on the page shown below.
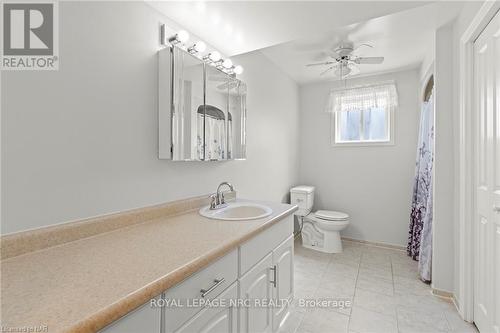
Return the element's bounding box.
[302,211,350,253]
[305,213,349,227]
[315,210,349,221]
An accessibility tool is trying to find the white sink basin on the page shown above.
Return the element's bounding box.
[199,202,273,221]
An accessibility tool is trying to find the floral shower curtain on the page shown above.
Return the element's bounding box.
[197,114,226,160]
[407,93,434,282]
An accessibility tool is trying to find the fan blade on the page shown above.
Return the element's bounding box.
[306,61,336,67]
[355,56,384,64]
[352,43,373,53]
[320,66,335,76]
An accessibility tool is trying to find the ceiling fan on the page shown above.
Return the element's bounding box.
[305,42,384,78]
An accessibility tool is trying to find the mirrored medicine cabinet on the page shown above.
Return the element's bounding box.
[159,45,247,161]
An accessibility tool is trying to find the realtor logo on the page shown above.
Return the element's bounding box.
[1,1,59,70]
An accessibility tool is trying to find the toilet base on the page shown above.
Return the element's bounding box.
[301,221,344,253]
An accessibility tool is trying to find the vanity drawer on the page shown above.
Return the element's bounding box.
[239,216,293,275]
[164,249,238,332]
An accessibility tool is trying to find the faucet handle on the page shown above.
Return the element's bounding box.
[209,194,217,209]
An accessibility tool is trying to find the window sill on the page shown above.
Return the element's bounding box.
[331,140,395,148]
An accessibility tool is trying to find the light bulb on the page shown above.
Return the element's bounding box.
[233,65,244,75]
[222,59,233,69]
[176,30,189,43]
[208,51,221,62]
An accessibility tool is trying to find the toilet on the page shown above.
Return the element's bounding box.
[290,186,350,253]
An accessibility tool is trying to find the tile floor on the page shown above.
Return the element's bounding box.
[281,239,478,333]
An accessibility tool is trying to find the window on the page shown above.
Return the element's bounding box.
[327,82,398,146]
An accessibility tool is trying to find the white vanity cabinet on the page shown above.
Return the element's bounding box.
[239,253,274,333]
[166,215,294,333]
[272,236,294,332]
[174,282,238,333]
[101,215,293,333]
[238,236,294,333]
[99,296,161,333]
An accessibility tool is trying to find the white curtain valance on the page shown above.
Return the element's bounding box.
[325,81,398,113]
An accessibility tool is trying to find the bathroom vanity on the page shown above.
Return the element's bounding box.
[101,214,294,333]
[0,196,296,333]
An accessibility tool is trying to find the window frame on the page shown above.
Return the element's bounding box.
[330,105,395,147]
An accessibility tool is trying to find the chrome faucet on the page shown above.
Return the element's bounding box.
[210,182,235,210]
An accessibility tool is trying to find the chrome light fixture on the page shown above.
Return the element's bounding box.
[203,51,222,63]
[160,25,190,46]
[226,65,244,76]
[187,41,206,54]
[169,30,189,44]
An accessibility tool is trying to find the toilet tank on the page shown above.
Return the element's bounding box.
[290,186,315,216]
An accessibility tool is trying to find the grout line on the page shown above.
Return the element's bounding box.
[390,255,401,333]
[347,251,362,331]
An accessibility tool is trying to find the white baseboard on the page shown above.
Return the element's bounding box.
[341,237,406,251]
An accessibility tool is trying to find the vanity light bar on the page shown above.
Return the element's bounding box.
[160,25,244,76]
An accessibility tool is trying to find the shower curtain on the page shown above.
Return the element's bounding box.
[407,93,434,282]
[197,114,227,160]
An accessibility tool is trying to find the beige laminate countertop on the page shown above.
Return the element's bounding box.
[1,199,297,333]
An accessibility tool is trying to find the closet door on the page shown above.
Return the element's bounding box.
[473,9,500,333]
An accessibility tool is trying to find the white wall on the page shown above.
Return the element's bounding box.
[0,1,300,234]
[298,69,420,247]
[433,23,455,293]
[427,1,483,298]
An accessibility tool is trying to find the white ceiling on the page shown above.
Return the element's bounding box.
[147,1,431,57]
[260,2,464,84]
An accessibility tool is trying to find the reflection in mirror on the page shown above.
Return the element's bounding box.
[171,47,205,160]
[205,66,230,161]
[197,105,226,160]
[228,79,247,159]
[159,45,247,161]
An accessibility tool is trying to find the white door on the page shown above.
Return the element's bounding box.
[175,283,238,333]
[474,9,500,333]
[272,235,294,332]
[239,253,273,333]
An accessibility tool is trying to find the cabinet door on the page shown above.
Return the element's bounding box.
[272,235,294,332]
[239,253,273,333]
[175,283,238,333]
[99,297,161,333]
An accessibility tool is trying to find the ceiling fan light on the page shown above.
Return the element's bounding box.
[334,65,351,78]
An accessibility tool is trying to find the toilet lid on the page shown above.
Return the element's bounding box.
[315,210,349,221]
